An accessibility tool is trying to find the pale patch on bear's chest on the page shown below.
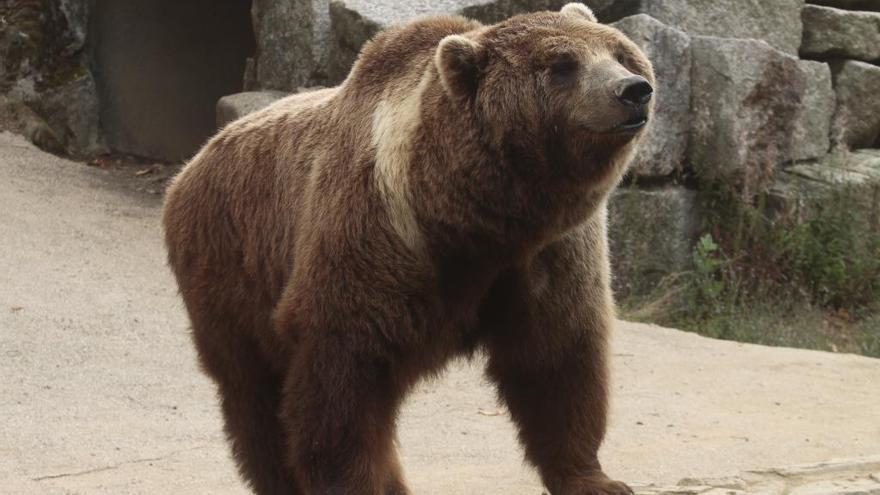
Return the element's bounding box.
[371,71,432,252]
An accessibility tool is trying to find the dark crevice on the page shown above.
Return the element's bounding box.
[90,0,255,162]
[594,0,646,24]
[809,0,880,10]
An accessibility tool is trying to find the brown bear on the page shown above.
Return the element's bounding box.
[163,3,655,494]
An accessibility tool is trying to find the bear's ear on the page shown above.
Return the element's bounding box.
[560,2,598,23]
[435,35,484,101]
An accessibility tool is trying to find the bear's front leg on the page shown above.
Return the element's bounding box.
[481,220,631,495]
[278,323,411,495]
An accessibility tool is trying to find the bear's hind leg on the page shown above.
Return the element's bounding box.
[198,331,300,495]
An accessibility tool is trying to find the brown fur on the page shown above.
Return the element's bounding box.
[163,3,654,494]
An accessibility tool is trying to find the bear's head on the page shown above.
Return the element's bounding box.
[434,2,655,191]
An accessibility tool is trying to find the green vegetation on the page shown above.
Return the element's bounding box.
[622,184,880,358]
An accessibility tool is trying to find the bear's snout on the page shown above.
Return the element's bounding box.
[615,76,653,106]
[613,75,653,131]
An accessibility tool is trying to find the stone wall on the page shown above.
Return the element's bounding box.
[3,1,879,296]
[607,0,879,295]
[232,0,879,296]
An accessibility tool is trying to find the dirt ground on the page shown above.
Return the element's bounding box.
[2,131,879,494]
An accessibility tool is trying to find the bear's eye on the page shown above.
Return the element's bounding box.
[549,54,578,80]
[615,52,627,65]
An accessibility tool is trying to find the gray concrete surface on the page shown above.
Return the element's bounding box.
[2,131,879,494]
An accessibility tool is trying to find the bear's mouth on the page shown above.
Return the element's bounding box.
[614,113,648,133]
[577,111,649,136]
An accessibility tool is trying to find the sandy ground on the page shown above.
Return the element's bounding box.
[2,131,879,494]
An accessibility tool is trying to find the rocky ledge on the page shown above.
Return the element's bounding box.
[634,457,880,495]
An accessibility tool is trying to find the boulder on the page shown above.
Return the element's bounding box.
[608,187,698,298]
[36,73,105,156]
[57,0,91,55]
[801,5,880,63]
[770,149,880,223]
[327,0,383,83]
[809,0,880,11]
[787,150,880,186]
[216,91,288,128]
[327,0,569,82]
[612,15,691,178]
[0,0,102,156]
[250,0,333,90]
[597,0,804,55]
[689,37,809,191]
[792,60,835,162]
[0,0,92,90]
[830,60,880,149]
[458,0,575,23]
[0,96,64,153]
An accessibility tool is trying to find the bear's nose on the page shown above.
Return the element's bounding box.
[615,76,653,106]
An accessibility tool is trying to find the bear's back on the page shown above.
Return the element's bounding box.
[163,14,485,332]
[163,87,339,308]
